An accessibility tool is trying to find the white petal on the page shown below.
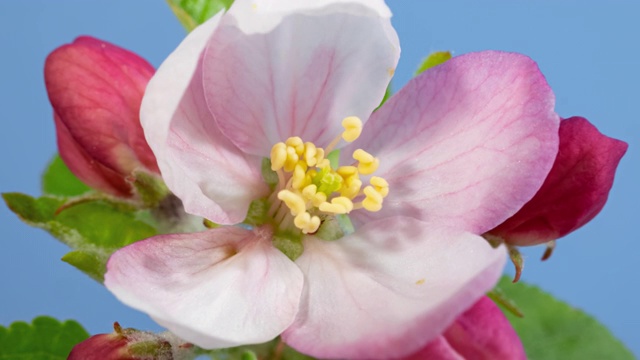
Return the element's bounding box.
[104,226,303,348]
[141,13,268,224]
[282,217,506,359]
[202,0,400,155]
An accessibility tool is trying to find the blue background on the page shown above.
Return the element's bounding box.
[0,0,637,356]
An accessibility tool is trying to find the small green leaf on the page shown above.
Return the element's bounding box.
[0,316,89,360]
[167,0,234,32]
[3,193,157,281]
[61,250,107,283]
[42,155,91,197]
[415,51,452,76]
[498,277,634,359]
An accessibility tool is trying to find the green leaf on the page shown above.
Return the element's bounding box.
[167,0,234,32]
[415,51,452,76]
[497,277,634,359]
[0,316,89,359]
[42,155,91,197]
[3,192,157,282]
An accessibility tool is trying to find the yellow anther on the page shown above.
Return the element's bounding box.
[277,190,307,216]
[363,185,383,205]
[286,137,305,156]
[370,176,389,198]
[284,146,299,172]
[332,197,354,213]
[353,149,374,163]
[294,212,321,234]
[341,177,362,199]
[317,158,331,169]
[358,158,379,175]
[304,142,318,166]
[337,166,358,178]
[292,162,309,190]
[341,116,363,142]
[301,184,328,207]
[315,147,325,165]
[319,197,354,214]
[270,142,287,171]
[362,197,383,212]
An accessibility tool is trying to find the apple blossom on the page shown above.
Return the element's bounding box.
[104,0,560,358]
[45,36,159,198]
[403,297,526,360]
[487,116,627,247]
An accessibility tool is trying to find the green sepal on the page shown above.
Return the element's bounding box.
[131,170,170,208]
[0,316,89,360]
[326,149,340,170]
[315,214,354,241]
[244,198,269,227]
[415,51,452,76]
[272,232,304,261]
[261,157,279,188]
[167,0,234,32]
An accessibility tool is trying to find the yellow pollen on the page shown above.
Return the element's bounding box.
[370,176,389,198]
[277,190,306,216]
[268,118,390,234]
[341,116,363,142]
[303,142,318,166]
[270,143,287,171]
[294,212,321,234]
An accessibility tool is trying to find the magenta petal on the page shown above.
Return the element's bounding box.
[141,14,268,224]
[55,115,131,197]
[104,227,303,349]
[282,217,506,359]
[202,0,399,156]
[45,36,158,180]
[488,116,628,246]
[348,51,560,234]
[406,297,526,360]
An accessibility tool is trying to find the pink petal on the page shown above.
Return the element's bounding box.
[347,51,560,234]
[282,217,506,359]
[104,226,303,349]
[141,14,268,224]
[202,0,400,156]
[488,116,628,246]
[406,297,526,360]
[45,36,158,177]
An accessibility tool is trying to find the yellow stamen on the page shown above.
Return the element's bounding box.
[294,212,321,234]
[371,176,389,197]
[277,190,306,216]
[341,116,363,142]
[270,143,287,171]
[286,137,304,156]
[268,117,389,234]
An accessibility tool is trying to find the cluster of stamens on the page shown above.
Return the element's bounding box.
[267,116,389,234]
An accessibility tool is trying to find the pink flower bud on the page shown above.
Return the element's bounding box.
[45,36,159,198]
[487,117,627,246]
[68,322,193,360]
[403,296,526,360]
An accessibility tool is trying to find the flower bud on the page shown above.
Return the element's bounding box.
[68,322,194,360]
[403,296,526,360]
[45,36,159,198]
[487,117,627,246]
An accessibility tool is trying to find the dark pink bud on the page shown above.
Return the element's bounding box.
[45,36,159,198]
[487,116,627,246]
[403,297,526,360]
[68,322,193,360]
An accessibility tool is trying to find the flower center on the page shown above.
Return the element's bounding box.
[266,116,389,235]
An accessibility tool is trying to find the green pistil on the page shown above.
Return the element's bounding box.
[312,167,343,195]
